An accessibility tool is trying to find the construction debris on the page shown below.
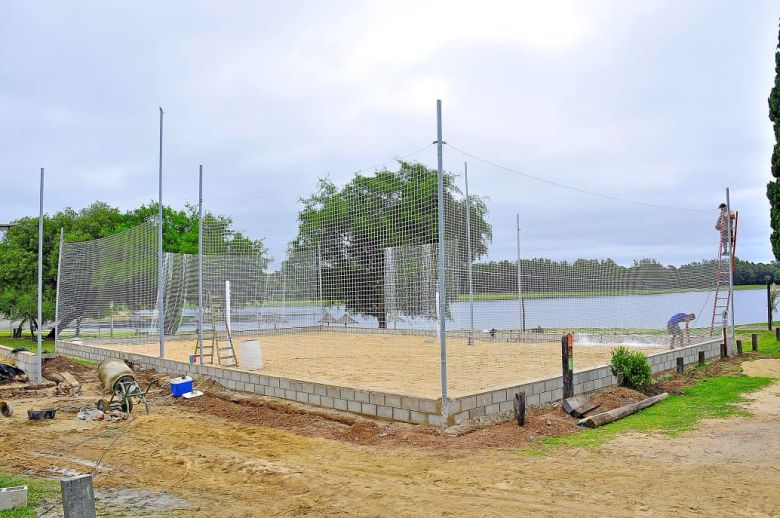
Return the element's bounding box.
[0,363,27,384]
[53,371,82,396]
[27,408,56,420]
[562,395,601,419]
[77,405,128,422]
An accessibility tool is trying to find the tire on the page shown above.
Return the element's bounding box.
[121,398,134,413]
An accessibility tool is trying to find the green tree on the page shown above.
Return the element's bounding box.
[0,201,266,339]
[292,161,492,328]
[767,22,780,259]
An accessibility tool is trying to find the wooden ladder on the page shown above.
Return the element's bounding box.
[194,294,237,367]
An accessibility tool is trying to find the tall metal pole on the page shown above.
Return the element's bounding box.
[435,100,448,422]
[36,168,44,384]
[516,214,526,334]
[198,165,204,364]
[158,107,165,359]
[464,162,474,345]
[54,227,64,350]
[726,188,735,350]
[317,241,324,316]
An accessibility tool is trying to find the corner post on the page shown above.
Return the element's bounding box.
[436,100,448,426]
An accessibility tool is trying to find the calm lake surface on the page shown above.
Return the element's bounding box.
[221,288,769,332]
[80,288,766,335]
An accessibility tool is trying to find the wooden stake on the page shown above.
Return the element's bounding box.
[676,357,684,374]
[561,334,573,399]
[736,340,743,355]
[698,351,705,366]
[514,392,526,427]
[751,333,758,352]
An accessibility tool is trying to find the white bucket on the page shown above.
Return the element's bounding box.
[240,340,263,370]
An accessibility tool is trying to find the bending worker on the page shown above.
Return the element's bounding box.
[667,312,695,349]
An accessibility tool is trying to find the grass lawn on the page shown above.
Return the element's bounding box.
[736,329,780,358]
[0,472,59,518]
[520,328,779,455]
[525,375,773,453]
[0,331,54,354]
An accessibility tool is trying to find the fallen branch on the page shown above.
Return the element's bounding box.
[578,393,668,429]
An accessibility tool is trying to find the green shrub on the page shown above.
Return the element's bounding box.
[609,346,652,390]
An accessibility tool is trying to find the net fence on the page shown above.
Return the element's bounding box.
[56,160,731,399]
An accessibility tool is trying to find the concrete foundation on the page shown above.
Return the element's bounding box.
[57,337,722,426]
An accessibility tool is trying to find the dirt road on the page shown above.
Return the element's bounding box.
[0,361,778,516]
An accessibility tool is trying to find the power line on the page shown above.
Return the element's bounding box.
[446,142,710,212]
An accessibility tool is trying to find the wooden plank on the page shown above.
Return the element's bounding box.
[562,395,601,418]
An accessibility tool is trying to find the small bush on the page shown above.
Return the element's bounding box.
[610,346,652,390]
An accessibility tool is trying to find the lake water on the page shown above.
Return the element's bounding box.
[218,288,769,332]
[84,288,767,336]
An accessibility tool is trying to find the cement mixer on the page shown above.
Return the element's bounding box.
[96,358,155,414]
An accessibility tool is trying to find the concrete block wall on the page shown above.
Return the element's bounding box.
[446,338,723,425]
[0,344,40,382]
[57,337,722,426]
[55,340,444,426]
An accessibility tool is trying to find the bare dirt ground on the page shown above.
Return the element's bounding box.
[0,357,778,517]
[94,331,667,397]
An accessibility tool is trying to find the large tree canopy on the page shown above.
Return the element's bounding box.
[292,161,492,328]
[0,201,265,339]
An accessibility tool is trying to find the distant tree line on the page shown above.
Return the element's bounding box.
[463,257,780,295]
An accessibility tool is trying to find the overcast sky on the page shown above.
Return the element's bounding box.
[2,1,778,267]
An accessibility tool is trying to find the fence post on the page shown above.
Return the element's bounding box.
[736,340,743,355]
[435,100,448,427]
[561,334,573,399]
[676,357,684,374]
[751,333,758,352]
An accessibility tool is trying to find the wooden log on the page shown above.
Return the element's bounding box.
[751,333,758,352]
[698,351,705,366]
[513,392,526,427]
[578,393,668,429]
[676,357,684,374]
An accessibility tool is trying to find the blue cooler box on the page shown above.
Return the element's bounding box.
[170,376,193,397]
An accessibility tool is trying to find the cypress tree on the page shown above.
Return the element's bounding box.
[767,22,780,259]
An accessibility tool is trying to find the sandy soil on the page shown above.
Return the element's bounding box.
[741,358,780,378]
[0,357,778,516]
[94,331,667,397]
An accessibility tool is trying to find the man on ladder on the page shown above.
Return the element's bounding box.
[710,201,738,337]
[716,203,736,256]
